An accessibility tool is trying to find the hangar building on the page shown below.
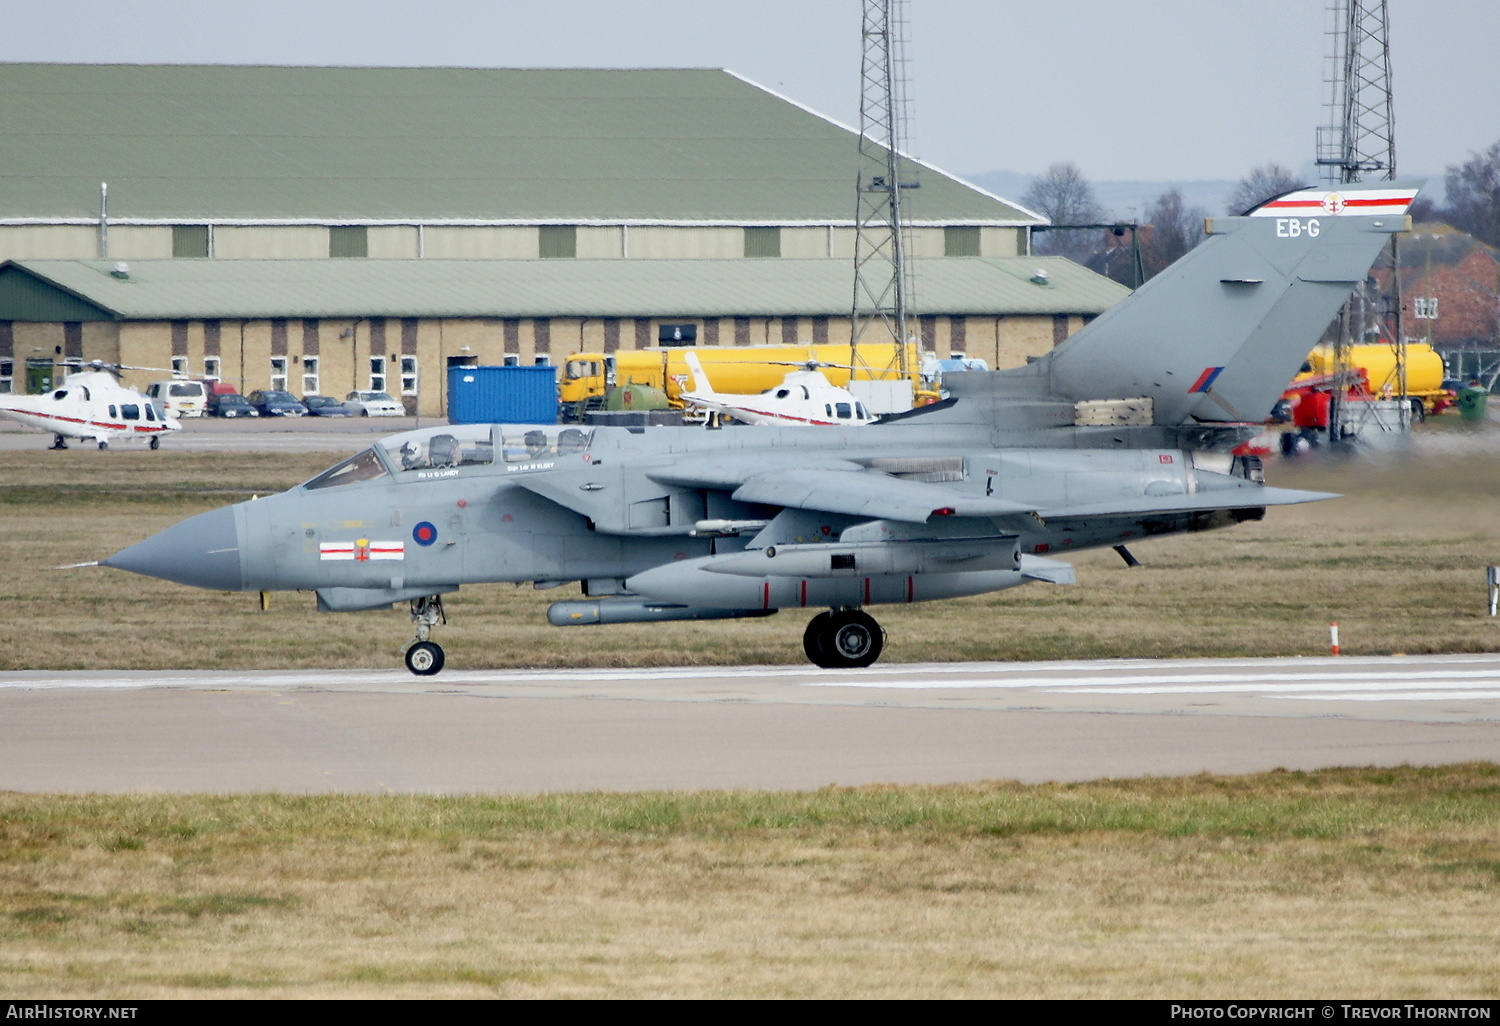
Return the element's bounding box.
[0,64,1127,411]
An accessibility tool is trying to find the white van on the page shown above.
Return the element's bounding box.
[145,379,208,418]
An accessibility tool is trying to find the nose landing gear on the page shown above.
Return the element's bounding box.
[404,595,448,675]
[803,608,884,669]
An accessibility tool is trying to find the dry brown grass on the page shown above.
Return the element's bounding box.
[2,766,1497,998]
[2,428,1499,670]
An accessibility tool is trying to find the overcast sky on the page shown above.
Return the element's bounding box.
[3,0,1496,186]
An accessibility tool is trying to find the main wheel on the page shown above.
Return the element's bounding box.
[404,641,445,676]
[97,440,108,451]
[805,609,884,669]
[149,436,161,450]
[802,611,834,663]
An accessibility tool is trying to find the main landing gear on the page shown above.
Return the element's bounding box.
[51,435,69,450]
[404,595,447,675]
[803,608,884,669]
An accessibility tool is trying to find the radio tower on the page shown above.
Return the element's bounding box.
[1316,0,1396,185]
[850,0,918,377]
[1315,0,1407,435]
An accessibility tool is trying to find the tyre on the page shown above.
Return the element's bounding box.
[807,609,884,669]
[404,641,445,676]
[802,611,834,664]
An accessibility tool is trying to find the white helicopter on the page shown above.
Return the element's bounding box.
[678,351,879,427]
[0,362,182,450]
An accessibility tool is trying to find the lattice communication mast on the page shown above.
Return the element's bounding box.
[1316,0,1396,185]
[1315,0,1406,432]
[850,0,918,375]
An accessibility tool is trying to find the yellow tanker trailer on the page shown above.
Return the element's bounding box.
[1294,341,1453,417]
[560,342,928,420]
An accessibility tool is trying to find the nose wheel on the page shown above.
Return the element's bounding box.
[405,641,445,676]
[404,595,448,676]
[803,609,884,668]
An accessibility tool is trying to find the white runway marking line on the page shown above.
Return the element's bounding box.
[4,656,1500,704]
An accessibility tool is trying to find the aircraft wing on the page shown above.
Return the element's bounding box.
[731,468,1037,523]
[1037,485,1337,520]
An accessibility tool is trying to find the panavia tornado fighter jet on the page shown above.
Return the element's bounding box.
[102,182,1421,675]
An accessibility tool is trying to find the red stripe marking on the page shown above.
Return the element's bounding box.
[4,408,167,433]
[799,580,807,607]
[1188,367,1218,392]
[863,578,871,605]
[763,582,771,610]
[1262,196,1412,210]
[733,406,837,425]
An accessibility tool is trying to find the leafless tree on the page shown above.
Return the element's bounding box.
[1142,188,1208,278]
[1021,162,1108,260]
[1443,141,1500,248]
[1225,163,1304,215]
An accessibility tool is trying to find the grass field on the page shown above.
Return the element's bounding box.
[2,425,1497,998]
[1,766,1497,998]
[1,424,1497,670]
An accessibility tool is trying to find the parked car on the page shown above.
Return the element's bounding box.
[303,395,352,417]
[246,389,308,417]
[344,390,405,417]
[206,392,259,418]
[144,379,208,418]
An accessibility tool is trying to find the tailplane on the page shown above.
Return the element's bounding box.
[1035,180,1421,425]
[681,351,718,398]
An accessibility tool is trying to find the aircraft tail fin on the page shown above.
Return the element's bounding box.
[681,351,717,397]
[1035,180,1422,425]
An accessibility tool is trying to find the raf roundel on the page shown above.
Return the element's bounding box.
[412,521,439,547]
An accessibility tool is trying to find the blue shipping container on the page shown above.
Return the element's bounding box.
[447,365,558,424]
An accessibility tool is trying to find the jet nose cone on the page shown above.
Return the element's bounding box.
[103,505,243,591]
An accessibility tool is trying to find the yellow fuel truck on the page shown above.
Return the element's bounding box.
[560,341,929,418]
[1293,341,1453,417]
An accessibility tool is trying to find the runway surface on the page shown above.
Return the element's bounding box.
[3,654,1497,793]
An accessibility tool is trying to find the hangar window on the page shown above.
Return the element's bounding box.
[203,357,220,383]
[302,356,320,396]
[329,226,368,258]
[171,357,188,377]
[400,356,418,396]
[0,361,11,393]
[369,356,387,392]
[539,225,577,259]
[744,227,781,258]
[944,226,981,257]
[172,225,210,258]
[270,357,288,392]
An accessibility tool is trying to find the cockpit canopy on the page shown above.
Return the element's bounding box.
[302,424,597,490]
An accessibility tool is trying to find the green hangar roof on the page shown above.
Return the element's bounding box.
[0,64,1039,226]
[0,258,1127,322]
